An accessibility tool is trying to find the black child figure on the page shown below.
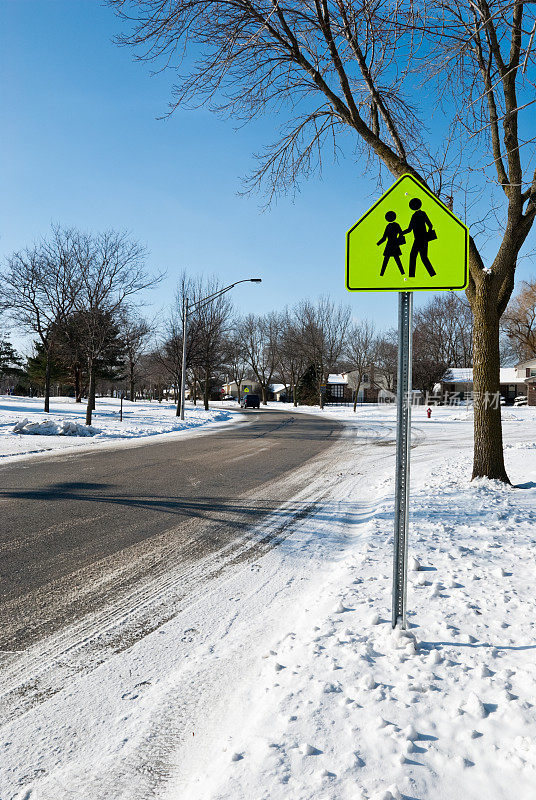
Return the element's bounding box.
[377,211,405,277]
[403,198,436,278]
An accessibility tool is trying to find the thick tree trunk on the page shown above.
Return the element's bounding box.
[471,292,509,482]
[86,365,96,426]
[44,353,51,413]
[261,386,267,405]
[293,382,298,407]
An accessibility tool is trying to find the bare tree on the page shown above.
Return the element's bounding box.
[225,329,250,401]
[2,225,81,411]
[156,323,183,404]
[375,333,398,393]
[502,279,536,361]
[412,328,450,397]
[276,309,308,406]
[240,313,279,405]
[414,294,473,369]
[53,311,89,403]
[137,350,170,400]
[296,297,350,407]
[76,230,160,425]
[344,319,377,411]
[110,0,536,481]
[118,310,153,401]
[189,277,234,410]
[159,277,200,413]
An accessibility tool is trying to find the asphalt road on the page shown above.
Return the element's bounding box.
[0,409,341,654]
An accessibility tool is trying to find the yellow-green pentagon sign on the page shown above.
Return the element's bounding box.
[346,175,469,292]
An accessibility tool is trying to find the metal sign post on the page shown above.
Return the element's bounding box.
[392,291,413,628]
[345,173,468,630]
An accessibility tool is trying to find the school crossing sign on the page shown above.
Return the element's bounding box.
[346,174,468,292]
[344,174,469,629]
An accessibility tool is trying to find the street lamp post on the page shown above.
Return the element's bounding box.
[180,295,189,420]
[179,278,262,420]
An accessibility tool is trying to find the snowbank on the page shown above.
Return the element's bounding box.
[13,418,99,436]
[0,395,241,461]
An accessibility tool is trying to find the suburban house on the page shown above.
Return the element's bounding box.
[439,358,536,404]
[517,357,536,405]
[221,380,287,400]
[222,371,390,404]
[326,372,388,403]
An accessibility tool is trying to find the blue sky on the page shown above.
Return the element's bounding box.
[2,0,533,353]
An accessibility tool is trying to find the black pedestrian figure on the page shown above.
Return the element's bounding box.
[377,211,405,277]
[403,198,436,278]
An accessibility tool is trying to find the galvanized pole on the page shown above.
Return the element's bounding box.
[392,291,413,629]
[180,297,188,421]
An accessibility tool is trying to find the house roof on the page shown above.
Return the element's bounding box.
[442,367,523,384]
[499,368,521,383]
[443,368,473,383]
[328,373,347,384]
[515,357,536,369]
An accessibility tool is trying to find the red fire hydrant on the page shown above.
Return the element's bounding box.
[427,407,432,419]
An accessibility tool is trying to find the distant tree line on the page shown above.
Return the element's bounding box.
[3,226,534,416]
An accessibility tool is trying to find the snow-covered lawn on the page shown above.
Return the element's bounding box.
[165,405,536,800]
[0,395,241,461]
[2,403,536,800]
[186,405,536,800]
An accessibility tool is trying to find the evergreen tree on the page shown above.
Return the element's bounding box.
[0,336,23,390]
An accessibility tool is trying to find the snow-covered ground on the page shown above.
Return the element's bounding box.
[0,395,241,461]
[2,403,536,800]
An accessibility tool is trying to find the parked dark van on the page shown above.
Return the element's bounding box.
[240,393,260,409]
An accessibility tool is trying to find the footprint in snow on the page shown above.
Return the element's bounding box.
[121,680,151,700]
[320,768,337,779]
[181,627,198,643]
[303,743,322,756]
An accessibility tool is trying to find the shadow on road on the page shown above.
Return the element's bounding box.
[0,481,364,529]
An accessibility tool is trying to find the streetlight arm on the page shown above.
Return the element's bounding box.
[187,278,261,316]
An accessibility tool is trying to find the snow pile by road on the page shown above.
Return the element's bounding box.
[12,418,99,436]
[0,395,240,460]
